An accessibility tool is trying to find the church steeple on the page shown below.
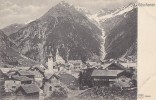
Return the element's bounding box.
[56,48,65,64]
[48,51,53,58]
[45,51,54,74]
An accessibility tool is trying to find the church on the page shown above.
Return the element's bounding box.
[43,51,65,96]
[45,49,65,74]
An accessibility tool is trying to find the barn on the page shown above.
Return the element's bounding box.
[15,84,39,100]
[91,69,124,86]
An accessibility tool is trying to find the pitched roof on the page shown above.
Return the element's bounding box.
[117,58,127,63]
[91,69,124,77]
[16,84,39,94]
[30,64,45,73]
[102,64,111,69]
[107,63,126,70]
[16,70,34,76]
[12,76,33,81]
[0,68,11,73]
[29,71,44,78]
[44,73,59,80]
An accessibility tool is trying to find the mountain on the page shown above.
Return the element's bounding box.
[89,3,137,59]
[97,8,116,17]
[0,30,36,68]
[76,6,92,17]
[7,2,137,63]
[9,1,102,63]
[2,23,25,36]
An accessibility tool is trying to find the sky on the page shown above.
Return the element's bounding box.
[0,0,136,29]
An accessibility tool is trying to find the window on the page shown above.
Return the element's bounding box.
[12,86,16,88]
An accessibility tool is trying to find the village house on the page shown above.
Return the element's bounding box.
[68,60,82,70]
[104,61,136,78]
[121,63,137,69]
[86,61,99,68]
[126,56,137,63]
[3,71,16,80]
[117,58,128,63]
[43,72,78,96]
[17,67,30,71]
[14,70,35,79]
[29,64,45,75]
[91,69,124,86]
[28,65,45,87]
[15,84,40,100]
[101,58,128,64]
[43,73,61,96]
[4,75,33,92]
[79,62,134,87]
[57,64,66,71]
[0,67,12,74]
[103,62,126,70]
[29,71,44,87]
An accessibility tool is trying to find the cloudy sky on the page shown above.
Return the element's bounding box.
[0,0,136,29]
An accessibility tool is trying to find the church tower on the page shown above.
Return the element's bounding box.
[45,52,54,74]
[56,48,65,64]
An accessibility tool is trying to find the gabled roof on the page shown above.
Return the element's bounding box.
[29,64,45,73]
[117,58,127,63]
[48,51,53,57]
[12,75,33,81]
[0,68,11,73]
[91,69,123,77]
[107,63,126,70]
[29,71,44,78]
[44,73,59,80]
[15,70,34,76]
[16,84,39,94]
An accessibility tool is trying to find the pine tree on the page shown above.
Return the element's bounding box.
[0,80,5,97]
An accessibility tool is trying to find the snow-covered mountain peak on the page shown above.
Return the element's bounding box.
[76,6,92,15]
[89,3,137,23]
[58,1,73,8]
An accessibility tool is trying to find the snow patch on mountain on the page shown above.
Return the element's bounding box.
[76,6,91,15]
[86,3,137,59]
[89,2,137,23]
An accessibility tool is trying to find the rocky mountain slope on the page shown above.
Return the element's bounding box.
[2,2,137,65]
[0,30,36,68]
[89,3,137,59]
[2,23,25,36]
[9,2,102,63]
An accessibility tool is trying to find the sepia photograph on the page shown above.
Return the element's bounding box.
[0,0,137,100]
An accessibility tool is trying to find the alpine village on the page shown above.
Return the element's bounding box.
[0,1,137,100]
